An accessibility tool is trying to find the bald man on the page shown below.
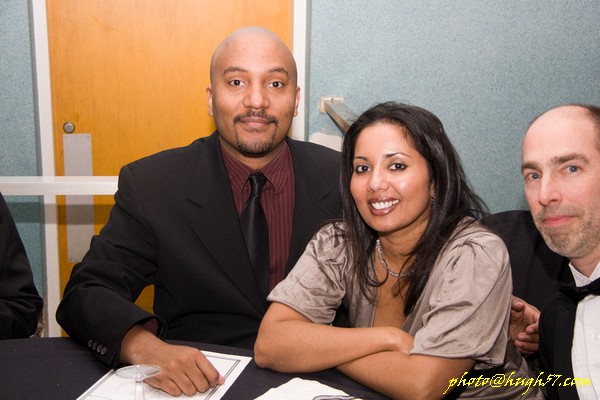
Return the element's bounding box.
[57,27,342,395]
[521,104,600,400]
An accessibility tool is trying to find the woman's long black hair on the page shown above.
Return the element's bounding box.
[341,102,488,315]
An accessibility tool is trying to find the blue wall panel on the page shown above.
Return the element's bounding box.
[308,0,600,212]
[0,1,44,294]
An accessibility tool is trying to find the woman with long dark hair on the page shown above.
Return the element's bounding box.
[255,102,541,399]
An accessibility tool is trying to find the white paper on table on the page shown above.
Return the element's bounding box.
[77,350,251,400]
[254,377,353,400]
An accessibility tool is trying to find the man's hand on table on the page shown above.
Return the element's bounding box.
[120,325,225,396]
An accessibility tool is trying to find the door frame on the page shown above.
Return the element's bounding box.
[30,0,308,336]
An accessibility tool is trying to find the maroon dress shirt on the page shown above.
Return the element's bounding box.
[220,141,295,292]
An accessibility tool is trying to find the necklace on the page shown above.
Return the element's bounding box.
[375,239,414,279]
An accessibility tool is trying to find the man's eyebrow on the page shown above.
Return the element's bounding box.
[268,67,290,78]
[552,153,589,165]
[222,66,290,78]
[222,66,247,76]
[521,161,539,173]
[223,65,290,78]
[521,153,589,172]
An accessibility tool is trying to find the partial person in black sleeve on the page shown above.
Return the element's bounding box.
[0,192,43,339]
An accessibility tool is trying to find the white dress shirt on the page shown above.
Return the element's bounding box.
[570,261,600,400]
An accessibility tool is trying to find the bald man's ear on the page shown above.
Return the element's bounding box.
[206,86,214,117]
[293,86,300,117]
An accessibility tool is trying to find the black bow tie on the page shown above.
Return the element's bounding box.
[559,277,600,303]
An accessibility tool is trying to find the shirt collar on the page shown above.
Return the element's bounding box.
[220,139,293,195]
[569,259,600,287]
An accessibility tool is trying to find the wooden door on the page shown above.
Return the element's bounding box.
[46,0,293,318]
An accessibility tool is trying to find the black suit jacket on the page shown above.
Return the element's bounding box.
[56,132,342,367]
[484,210,571,310]
[539,292,579,400]
[0,193,43,339]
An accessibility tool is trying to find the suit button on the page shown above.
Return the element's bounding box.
[92,342,97,350]
[101,347,107,355]
[96,344,103,353]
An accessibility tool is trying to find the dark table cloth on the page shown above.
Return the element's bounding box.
[0,337,388,399]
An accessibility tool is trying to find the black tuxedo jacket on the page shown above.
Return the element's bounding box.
[486,211,578,399]
[56,132,342,367]
[539,292,579,400]
[484,210,571,310]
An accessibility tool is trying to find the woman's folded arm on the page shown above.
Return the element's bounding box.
[254,302,413,372]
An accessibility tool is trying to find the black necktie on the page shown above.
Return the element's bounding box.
[559,277,600,303]
[240,172,269,297]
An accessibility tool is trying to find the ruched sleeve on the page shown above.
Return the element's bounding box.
[268,223,353,325]
[407,224,512,369]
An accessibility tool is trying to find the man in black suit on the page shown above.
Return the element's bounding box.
[0,193,43,339]
[56,27,342,396]
[521,104,600,399]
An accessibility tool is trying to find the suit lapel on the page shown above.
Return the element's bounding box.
[553,300,576,374]
[554,299,579,400]
[186,133,266,313]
